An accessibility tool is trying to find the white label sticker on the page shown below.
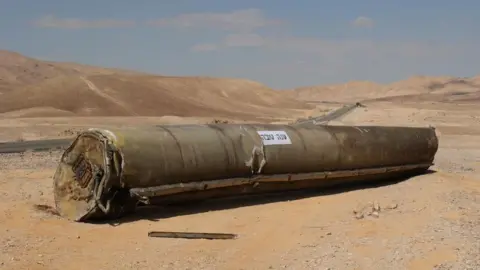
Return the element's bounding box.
[257,130,292,145]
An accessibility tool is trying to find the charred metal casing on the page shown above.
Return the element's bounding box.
[53,124,439,221]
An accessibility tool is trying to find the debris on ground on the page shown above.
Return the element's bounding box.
[210,119,230,124]
[58,128,82,137]
[353,201,399,219]
[148,231,238,240]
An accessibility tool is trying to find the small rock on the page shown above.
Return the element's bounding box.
[364,207,374,216]
[386,203,398,210]
[355,213,364,219]
[371,211,380,218]
[373,201,381,212]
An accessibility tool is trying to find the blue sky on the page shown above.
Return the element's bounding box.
[0,0,479,88]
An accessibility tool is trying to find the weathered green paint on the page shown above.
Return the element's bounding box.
[53,124,439,222]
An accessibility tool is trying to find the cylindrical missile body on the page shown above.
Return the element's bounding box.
[53,124,438,221]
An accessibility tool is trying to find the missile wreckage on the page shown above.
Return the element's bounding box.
[53,123,439,222]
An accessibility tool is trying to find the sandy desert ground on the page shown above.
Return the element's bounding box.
[0,101,479,270]
[0,50,479,269]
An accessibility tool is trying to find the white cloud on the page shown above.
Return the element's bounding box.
[191,33,461,81]
[174,10,461,79]
[352,16,375,28]
[190,43,218,52]
[146,9,281,32]
[34,15,135,29]
[189,33,265,51]
[194,32,448,59]
[224,33,265,47]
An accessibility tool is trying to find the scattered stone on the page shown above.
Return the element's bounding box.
[386,203,398,210]
[210,119,229,124]
[363,205,374,216]
[354,212,364,219]
[32,204,59,216]
[373,201,381,212]
[58,128,82,137]
[353,201,399,219]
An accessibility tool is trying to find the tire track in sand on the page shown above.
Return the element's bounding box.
[80,76,138,116]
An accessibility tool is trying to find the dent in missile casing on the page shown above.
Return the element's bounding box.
[52,123,439,222]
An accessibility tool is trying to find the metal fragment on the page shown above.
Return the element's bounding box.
[148,231,237,240]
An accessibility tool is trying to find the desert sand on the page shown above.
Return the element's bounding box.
[0,50,479,270]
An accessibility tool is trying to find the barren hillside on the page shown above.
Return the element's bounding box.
[369,77,480,103]
[289,75,480,104]
[289,81,384,103]
[0,50,136,93]
[0,50,311,119]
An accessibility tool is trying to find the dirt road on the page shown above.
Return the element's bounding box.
[0,139,71,154]
[0,101,479,270]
